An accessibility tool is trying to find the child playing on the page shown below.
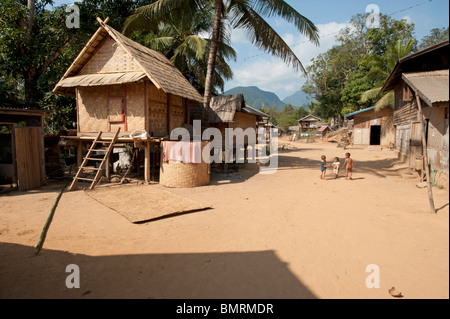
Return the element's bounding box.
[343,152,355,180]
[320,155,329,180]
[332,157,340,179]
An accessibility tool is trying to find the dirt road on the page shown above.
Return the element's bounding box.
[1,140,448,298]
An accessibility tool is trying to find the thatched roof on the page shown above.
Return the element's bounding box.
[209,94,246,123]
[53,19,203,103]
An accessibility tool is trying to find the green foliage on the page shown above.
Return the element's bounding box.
[302,12,418,123]
[261,103,309,131]
[126,2,235,93]
[419,27,449,50]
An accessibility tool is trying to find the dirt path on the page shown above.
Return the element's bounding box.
[0,140,448,299]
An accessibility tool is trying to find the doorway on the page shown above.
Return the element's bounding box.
[370,125,381,145]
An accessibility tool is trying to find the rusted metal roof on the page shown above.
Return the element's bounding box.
[402,70,449,107]
[318,125,333,132]
[381,40,449,93]
[298,114,321,122]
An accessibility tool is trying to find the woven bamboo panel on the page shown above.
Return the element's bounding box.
[170,94,185,132]
[78,86,109,132]
[160,141,210,188]
[147,82,168,136]
[126,82,145,131]
[79,37,141,75]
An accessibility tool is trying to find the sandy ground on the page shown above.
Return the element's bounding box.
[0,138,448,299]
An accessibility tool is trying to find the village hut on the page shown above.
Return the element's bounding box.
[53,18,204,184]
[317,125,334,140]
[380,40,449,188]
[0,107,50,191]
[298,114,321,131]
[344,106,395,147]
[209,94,262,164]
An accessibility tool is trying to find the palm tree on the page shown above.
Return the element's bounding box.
[124,0,320,122]
[127,2,236,93]
[360,38,414,109]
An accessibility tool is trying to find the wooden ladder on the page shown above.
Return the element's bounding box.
[69,129,121,191]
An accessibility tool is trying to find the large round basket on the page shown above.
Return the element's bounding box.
[160,141,210,188]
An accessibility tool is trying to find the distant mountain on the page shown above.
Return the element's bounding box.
[223,86,285,110]
[283,90,310,108]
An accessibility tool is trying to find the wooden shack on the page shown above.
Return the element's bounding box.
[0,108,49,191]
[344,106,394,147]
[298,114,321,131]
[380,40,449,187]
[209,94,262,164]
[53,19,203,183]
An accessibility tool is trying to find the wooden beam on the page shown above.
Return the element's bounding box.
[415,94,436,214]
[166,93,171,135]
[144,142,151,183]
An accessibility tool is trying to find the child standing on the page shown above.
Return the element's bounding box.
[332,157,340,179]
[320,155,329,180]
[343,152,355,180]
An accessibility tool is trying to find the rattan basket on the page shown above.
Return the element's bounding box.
[160,141,210,188]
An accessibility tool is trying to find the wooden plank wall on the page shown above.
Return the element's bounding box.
[14,127,43,191]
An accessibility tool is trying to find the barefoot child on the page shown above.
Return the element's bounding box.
[332,157,340,179]
[343,152,355,180]
[320,155,329,180]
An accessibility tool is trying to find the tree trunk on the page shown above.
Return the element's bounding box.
[26,0,35,41]
[203,0,224,129]
[24,70,39,109]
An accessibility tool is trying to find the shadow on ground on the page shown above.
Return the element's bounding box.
[0,242,316,299]
[277,154,408,179]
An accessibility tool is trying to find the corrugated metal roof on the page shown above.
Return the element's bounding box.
[402,70,449,107]
[298,114,321,122]
[57,72,147,88]
[344,105,393,119]
[318,125,333,132]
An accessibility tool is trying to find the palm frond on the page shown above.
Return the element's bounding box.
[360,87,381,103]
[249,0,320,45]
[228,3,307,74]
[374,91,394,110]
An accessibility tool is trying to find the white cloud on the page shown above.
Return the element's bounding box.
[402,15,413,24]
[225,21,351,100]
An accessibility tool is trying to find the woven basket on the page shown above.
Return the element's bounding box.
[160,141,210,188]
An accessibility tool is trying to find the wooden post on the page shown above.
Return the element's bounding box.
[144,142,151,183]
[77,140,83,168]
[416,94,436,214]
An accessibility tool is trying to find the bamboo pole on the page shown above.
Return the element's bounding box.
[35,181,70,254]
[415,94,436,214]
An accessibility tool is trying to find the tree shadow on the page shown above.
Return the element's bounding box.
[0,242,316,299]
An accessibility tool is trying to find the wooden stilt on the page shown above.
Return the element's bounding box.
[144,142,151,183]
[415,94,436,214]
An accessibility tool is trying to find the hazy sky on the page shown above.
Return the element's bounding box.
[50,0,449,100]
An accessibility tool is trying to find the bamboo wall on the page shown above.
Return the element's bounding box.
[79,37,141,75]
